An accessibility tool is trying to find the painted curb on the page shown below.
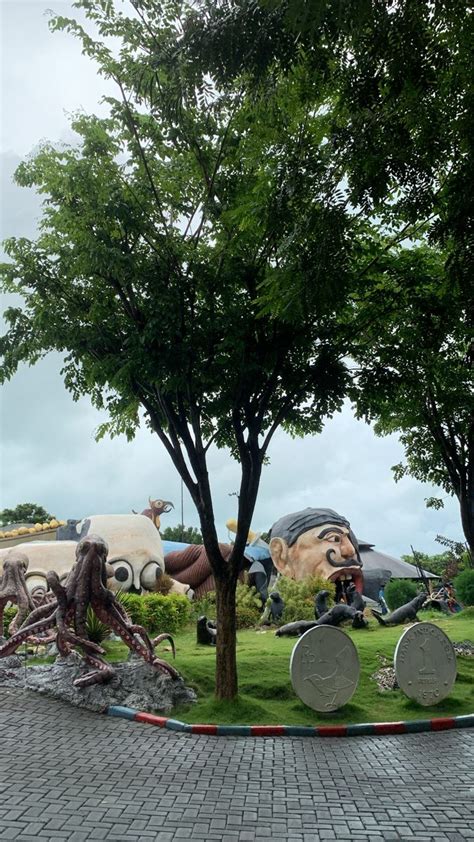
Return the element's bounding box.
[106,706,474,737]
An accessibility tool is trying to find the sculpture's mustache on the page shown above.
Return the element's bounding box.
[325,548,362,568]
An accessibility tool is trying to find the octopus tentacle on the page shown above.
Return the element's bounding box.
[73,653,115,688]
[152,633,176,659]
[0,613,58,657]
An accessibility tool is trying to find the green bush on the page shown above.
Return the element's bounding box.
[118,592,147,625]
[192,584,263,629]
[277,576,336,624]
[384,579,418,611]
[143,592,191,635]
[235,583,262,628]
[117,591,191,635]
[2,606,17,637]
[454,569,474,606]
[190,590,216,622]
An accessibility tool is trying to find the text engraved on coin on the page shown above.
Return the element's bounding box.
[394,623,456,706]
[290,626,360,712]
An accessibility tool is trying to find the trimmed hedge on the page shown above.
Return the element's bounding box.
[120,592,191,635]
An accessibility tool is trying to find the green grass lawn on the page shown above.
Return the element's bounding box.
[25,608,474,726]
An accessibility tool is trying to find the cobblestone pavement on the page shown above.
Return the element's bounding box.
[0,688,473,842]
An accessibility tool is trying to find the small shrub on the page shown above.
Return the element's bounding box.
[192,584,262,629]
[235,583,262,628]
[2,606,17,637]
[86,606,110,643]
[385,579,418,611]
[191,590,217,622]
[454,569,474,606]
[277,576,336,624]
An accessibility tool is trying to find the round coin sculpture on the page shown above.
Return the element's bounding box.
[290,626,360,712]
[394,622,456,706]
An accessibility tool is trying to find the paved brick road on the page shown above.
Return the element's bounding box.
[0,688,473,842]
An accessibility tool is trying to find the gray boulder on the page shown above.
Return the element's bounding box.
[0,651,196,714]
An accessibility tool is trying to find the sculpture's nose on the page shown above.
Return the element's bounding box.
[341,534,355,558]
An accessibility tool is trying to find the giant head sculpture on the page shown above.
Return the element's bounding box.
[269,507,363,596]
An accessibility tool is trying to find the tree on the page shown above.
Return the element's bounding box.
[0,0,358,699]
[352,244,473,557]
[161,524,203,545]
[0,503,54,526]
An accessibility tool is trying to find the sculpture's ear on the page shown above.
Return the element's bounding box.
[269,537,291,576]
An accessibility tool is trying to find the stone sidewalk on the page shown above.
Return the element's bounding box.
[0,687,473,841]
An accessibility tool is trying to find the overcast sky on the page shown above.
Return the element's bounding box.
[0,0,463,556]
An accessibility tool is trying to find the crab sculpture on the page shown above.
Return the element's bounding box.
[0,549,38,637]
[0,534,179,687]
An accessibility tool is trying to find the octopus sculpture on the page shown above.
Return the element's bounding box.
[0,549,37,637]
[0,534,179,687]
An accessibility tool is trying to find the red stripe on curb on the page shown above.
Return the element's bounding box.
[316,726,348,737]
[191,724,218,734]
[431,717,455,731]
[135,712,168,727]
[374,722,406,735]
[250,725,287,736]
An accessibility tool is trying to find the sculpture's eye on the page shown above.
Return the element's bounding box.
[110,559,133,590]
[140,562,162,591]
[328,534,341,543]
[25,573,48,595]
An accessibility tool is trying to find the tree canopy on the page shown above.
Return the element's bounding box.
[351,243,473,556]
[0,503,54,526]
[161,524,203,545]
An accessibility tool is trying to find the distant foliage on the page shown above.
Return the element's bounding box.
[277,577,336,624]
[402,547,471,581]
[0,503,54,526]
[384,579,418,611]
[161,525,203,544]
[454,570,474,607]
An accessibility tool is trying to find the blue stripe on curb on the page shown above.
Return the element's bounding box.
[216,725,252,736]
[105,707,474,737]
[285,726,318,737]
[404,719,431,733]
[346,723,376,736]
[107,705,137,720]
[165,718,192,732]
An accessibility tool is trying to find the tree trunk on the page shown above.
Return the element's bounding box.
[214,572,239,700]
[459,492,474,564]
